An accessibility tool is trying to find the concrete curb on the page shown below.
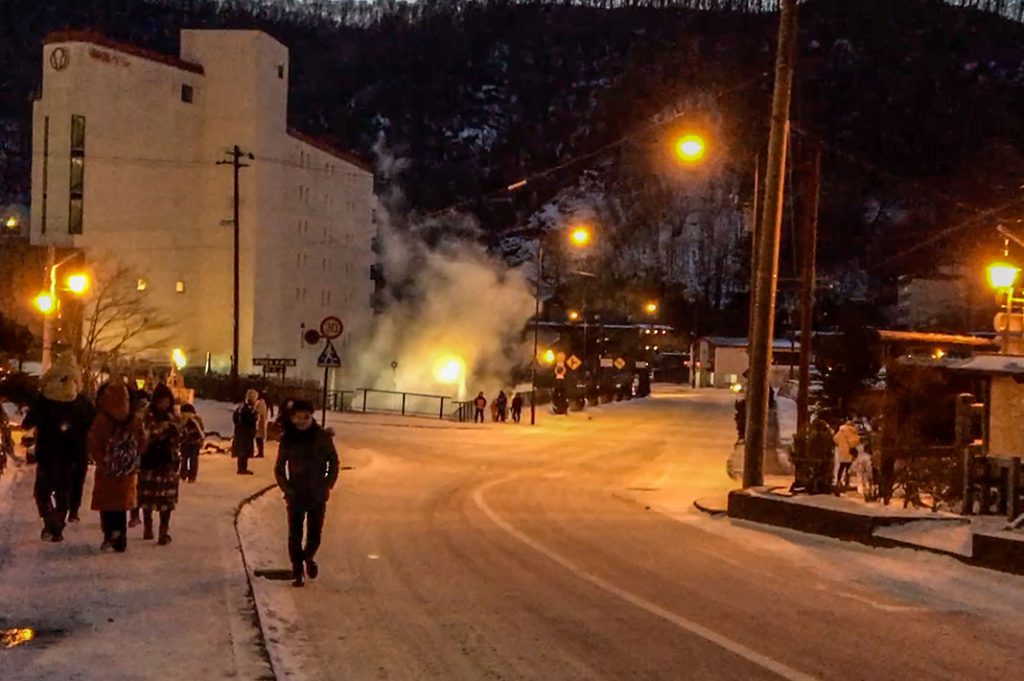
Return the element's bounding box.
[727,489,1024,577]
[232,483,279,680]
[692,496,729,516]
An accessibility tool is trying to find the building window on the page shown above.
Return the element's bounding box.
[69,114,85,234]
[137,278,148,292]
[68,197,83,235]
[277,64,284,79]
[69,156,84,194]
[70,115,85,153]
[181,84,193,103]
[176,280,186,293]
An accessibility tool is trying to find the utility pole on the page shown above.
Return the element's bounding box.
[530,243,545,426]
[796,142,821,435]
[743,0,798,489]
[217,146,251,401]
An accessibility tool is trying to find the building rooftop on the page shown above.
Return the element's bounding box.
[286,128,373,174]
[45,30,204,74]
[876,329,997,349]
[700,336,800,350]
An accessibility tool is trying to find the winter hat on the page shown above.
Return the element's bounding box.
[179,403,196,414]
[245,388,259,404]
[291,399,315,414]
[40,354,82,403]
[151,383,175,408]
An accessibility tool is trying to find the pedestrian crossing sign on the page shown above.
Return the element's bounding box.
[317,340,342,368]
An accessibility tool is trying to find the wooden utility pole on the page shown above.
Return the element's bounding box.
[218,146,251,401]
[796,143,821,435]
[743,0,798,489]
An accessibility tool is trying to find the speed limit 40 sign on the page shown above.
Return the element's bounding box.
[320,316,344,340]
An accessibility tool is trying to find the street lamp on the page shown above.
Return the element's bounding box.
[37,255,90,371]
[987,263,1019,290]
[5,216,18,231]
[531,225,594,425]
[567,310,580,321]
[172,348,188,371]
[645,301,659,315]
[569,224,592,247]
[65,273,90,295]
[988,262,1021,353]
[34,292,56,315]
[674,134,706,164]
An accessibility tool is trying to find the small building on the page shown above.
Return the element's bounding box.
[29,30,376,382]
[694,336,800,390]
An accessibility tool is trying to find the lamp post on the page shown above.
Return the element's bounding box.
[531,223,593,425]
[35,251,90,372]
[988,262,1020,353]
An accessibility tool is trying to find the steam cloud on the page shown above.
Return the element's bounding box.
[348,138,536,401]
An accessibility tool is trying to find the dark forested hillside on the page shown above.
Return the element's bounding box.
[4,0,1024,327]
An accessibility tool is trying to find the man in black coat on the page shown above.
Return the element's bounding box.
[274,399,339,587]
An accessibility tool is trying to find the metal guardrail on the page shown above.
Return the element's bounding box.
[326,388,473,422]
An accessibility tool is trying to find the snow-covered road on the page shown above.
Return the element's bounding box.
[240,388,1024,681]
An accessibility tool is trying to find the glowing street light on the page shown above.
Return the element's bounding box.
[434,355,466,384]
[542,349,556,365]
[674,134,706,164]
[987,263,1020,290]
[65,272,90,295]
[568,310,580,321]
[171,348,188,370]
[644,301,659,315]
[4,216,18,230]
[34,291,56,315]
[569,225,592,247]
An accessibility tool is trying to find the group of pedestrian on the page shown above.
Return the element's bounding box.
[472,390,524,424]
[21,359,339,586]
[22,357,204,551]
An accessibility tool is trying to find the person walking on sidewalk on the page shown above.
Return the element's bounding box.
[510,393,523,424]
[178,403,204,483]
[473,392,487,424]
[833,419,861,496]
[22,355,94,541]
[89,379,146,553]
[138,384,181,545]
[254,391,269,459]
[232,389,259,475]
[274,399,339,588]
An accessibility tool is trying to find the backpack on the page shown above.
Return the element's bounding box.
[104,425,140,477]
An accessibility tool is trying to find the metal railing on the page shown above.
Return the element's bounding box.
[327,388,473,421]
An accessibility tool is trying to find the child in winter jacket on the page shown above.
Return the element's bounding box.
[179,403,204,483]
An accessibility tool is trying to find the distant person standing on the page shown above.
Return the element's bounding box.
[232,389,259,475]
[510,393,524,423]
[178,403,204,483]
[274,400,339,588]
[138,384,181,545]
[473,392,487,424]
[254,391,269,458]
[833,419,861,495]
[89,379,146,553]
[496,391,508,423]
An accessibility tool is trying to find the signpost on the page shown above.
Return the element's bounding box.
[567,355,582,371]
[253,356,296,380]
[315,317,344,424]
[614,357,626,370]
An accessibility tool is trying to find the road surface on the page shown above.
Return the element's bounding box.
[243,388,1024,681]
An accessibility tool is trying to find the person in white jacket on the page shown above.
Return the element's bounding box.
[833,420,861,495]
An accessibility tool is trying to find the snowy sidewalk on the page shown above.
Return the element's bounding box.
[0,450,277,680]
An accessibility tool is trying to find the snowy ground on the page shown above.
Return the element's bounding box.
[0,403,275,681]
[236,386,1024,681]
[6,389,1024,680]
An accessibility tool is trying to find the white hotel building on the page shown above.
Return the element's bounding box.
[30,29,376,382]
